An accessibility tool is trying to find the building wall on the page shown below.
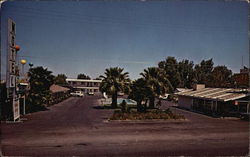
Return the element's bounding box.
[68,81,101,87]
[66,79,102,94]
[178,96,193,109]
[77,88,100,93]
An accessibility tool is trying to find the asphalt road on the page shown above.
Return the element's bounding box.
[1,95,249,156]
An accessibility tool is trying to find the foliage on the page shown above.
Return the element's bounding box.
[0,82,12,120]
[206,65,233,88]
[54,74,67,85]
[158,56,181,90]
[129,78,149,112]
[178,59,195,88]
[27,66,54,112]
[157,57,235,88]
[193,59,234,88]
[110,109,185,120]
[194,58,214,85]
[140,67,173,109]
[95,77,102,80]
[77,73,91,79]
[99,67,130,108]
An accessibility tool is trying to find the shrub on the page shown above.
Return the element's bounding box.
[110,108,185,120]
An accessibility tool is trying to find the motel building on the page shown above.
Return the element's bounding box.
[66,78,102,94]
[176,84,249,117]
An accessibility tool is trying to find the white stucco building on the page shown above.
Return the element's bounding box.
[66,78,102,94]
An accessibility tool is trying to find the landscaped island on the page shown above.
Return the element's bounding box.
[110,109,185,121]
[100,98,185,121]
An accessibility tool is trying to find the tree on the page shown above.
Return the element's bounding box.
[54,74,67,85]
[178,59,195,88]
[94,77,102,80]
[207,65,233,88]
[129,78,150,112]
[77,73,91,80]
[27,66,54,112]
[158,56,181,90]
[0,82,11,120]
[140,67,173,109]
[194,58,214,85]
[99,67,130,108]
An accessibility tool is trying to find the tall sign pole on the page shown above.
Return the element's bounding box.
[0,0,6,82]
[6,18,20,121]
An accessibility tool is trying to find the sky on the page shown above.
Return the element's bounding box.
[1,1,249,80]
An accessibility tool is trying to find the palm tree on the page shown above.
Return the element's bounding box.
[99,67,130,108]
[27,66,54,112]
[140,67,173,109]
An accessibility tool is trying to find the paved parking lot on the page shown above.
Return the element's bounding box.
[1,95,249,156]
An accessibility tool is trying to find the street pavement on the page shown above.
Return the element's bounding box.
[1,95,249,156]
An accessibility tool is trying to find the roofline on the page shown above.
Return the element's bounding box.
[74,87,100,89]
[177,91,248,102]
[223,94,248,102]
[66,78,102,83]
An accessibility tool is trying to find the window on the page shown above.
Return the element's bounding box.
[11,36,15,46]
[10,62,15,74]
[12,23,15,33]
[10,49,15,61]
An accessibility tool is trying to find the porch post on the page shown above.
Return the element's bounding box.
[204,99,205,112]
[247,103,249,113]
[215,101,218,112]
[191,98,193,109]
[23,95,25,115]
[211,100,213,111]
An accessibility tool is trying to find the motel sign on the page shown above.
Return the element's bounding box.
[6,18,20,121]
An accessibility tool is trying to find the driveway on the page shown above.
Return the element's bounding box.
[1,96,249,156]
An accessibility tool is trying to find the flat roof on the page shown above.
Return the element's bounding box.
[176,88,249,102]
[66,78,102,83]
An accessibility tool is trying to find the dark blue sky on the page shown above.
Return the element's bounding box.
[1,1,249,79]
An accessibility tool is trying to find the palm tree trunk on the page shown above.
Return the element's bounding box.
[111,93,118,108]
[149,97,155,109]
[144,99,148,112]
[137,100,143,112]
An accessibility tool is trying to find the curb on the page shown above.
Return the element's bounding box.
[104,119,189,123]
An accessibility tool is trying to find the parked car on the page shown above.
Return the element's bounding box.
[70,91,84,97]
[88,92,94,95]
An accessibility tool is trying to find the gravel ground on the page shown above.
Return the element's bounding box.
[1,95,249,156]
